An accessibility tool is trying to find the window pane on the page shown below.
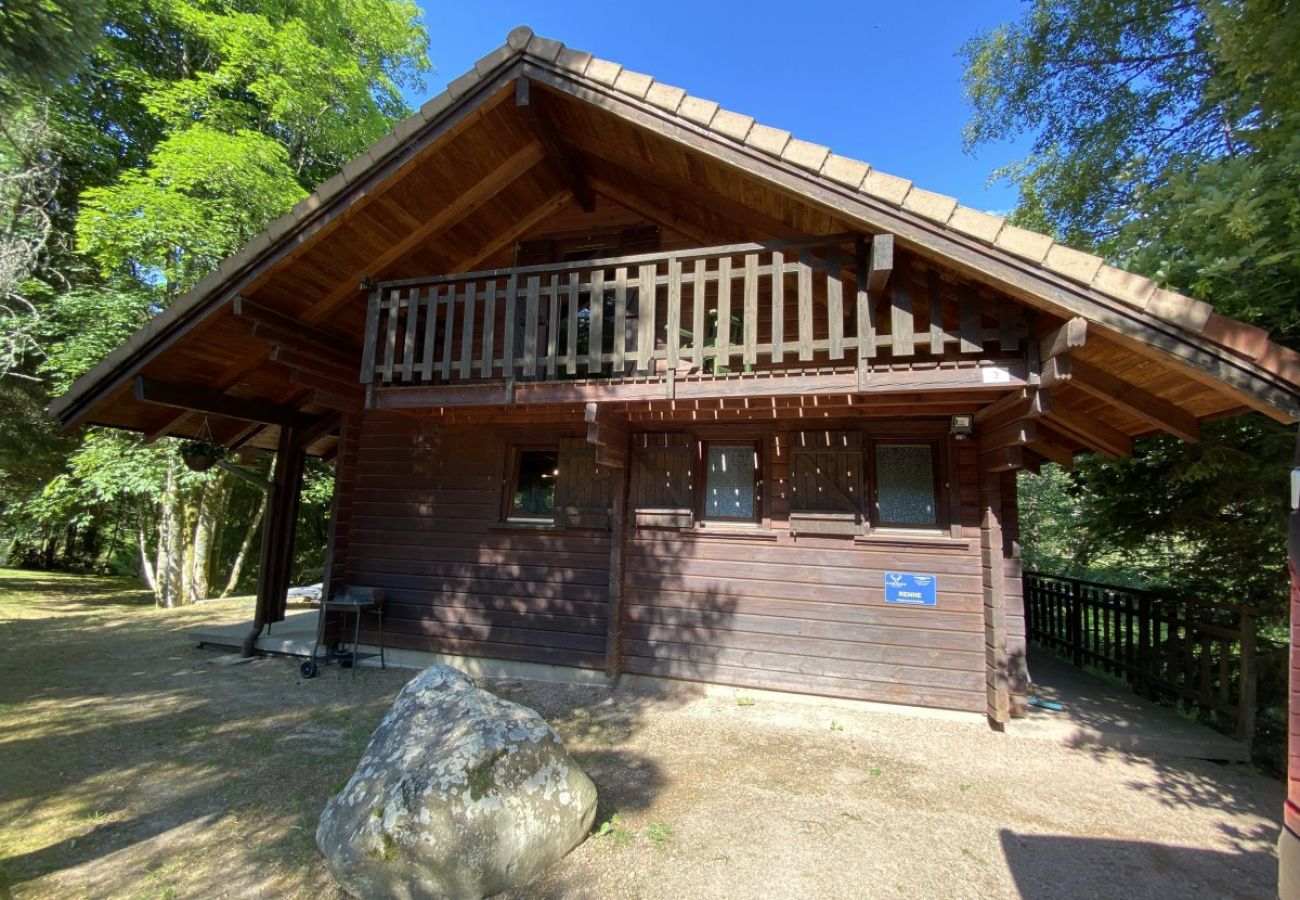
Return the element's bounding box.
[511,450,558,518]
[876,444,936,526]
[705,445,756,520]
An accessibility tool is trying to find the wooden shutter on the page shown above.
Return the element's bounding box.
[789,430,863,536]
[554,437,614,528]
[631,433,694,529]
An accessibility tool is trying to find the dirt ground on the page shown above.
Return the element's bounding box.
[0,569,1282,899]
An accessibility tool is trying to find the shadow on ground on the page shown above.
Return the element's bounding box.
[999,830,1274,900]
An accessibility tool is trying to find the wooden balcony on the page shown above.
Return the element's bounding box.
[361,233,1031,409]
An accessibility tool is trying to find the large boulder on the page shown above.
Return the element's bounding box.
[317,666,597,899]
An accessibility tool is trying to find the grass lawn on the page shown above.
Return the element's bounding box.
[0,568,1285,899]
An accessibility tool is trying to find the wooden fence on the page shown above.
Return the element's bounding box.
[360,233,1026,387]
[1024,571,1258,743]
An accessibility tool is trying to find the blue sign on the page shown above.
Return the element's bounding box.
[884,572,938,606]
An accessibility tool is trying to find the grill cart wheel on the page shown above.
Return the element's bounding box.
[300,660,317,679]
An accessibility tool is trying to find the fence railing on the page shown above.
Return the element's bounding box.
[1024,571,1258,743]
[360,233,1026,387]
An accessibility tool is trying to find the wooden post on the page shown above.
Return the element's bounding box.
[1237,606,1257,745]
[1069,577,1084,669]
[242,423,307,656]
[980,472,1009,726]
[605,428,632,679]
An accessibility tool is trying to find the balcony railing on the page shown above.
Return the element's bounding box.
[360,233,1025,389]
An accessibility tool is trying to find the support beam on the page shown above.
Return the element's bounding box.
[1039,317,1087,361]
[133,375,313,429]
[234,296,356,360]
[448,188,573,273]
[516,77,595,212]
[303,141,548,323]
[243,423,307,655]
[975,387,1051,431]
[1070,358,1200,443]
[1044,404,1133,458]
[979,446,1024,473]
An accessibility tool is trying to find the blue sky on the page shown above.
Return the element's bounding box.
[410,1,1031,214]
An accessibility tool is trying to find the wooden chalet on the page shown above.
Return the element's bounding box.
[51,27,1300,726]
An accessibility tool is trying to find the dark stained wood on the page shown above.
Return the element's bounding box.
[1040,317,1087,362]
[133,376,312,429]
[515,76,596,212]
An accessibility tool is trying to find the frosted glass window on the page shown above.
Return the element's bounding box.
[705,445,756,520]
[876,444,936,526]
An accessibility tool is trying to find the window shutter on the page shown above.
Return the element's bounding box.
[789,430,863,536]
[631,433,694,529]
[554,438,614,528]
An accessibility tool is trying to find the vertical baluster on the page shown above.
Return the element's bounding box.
[546,273,560,379]
[636,263,656,374]
[523,274,540,378]
[400,288,419,381]
[440,284,456,381]
[796,251,813,361]
[612,267,627,373]
[743,252,759,366]
[692,260,706,368]
[460,282,476,379]
[502,274,518,377]
[480,280,496,378]
[566,272,579,375]
[999,300,1019,352]
[928,269,945,355]
[421,286,437,380]
[716,256,732,367]
[666,258,682,370]
[891,260,915,357]
[771,251,784,365]
[381,288,399,383]
[959,286,982,354]
[826,248,843,360]
[587,269,604,374]
[855,239,876,367]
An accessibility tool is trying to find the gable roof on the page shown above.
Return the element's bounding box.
[51,25,1300,438]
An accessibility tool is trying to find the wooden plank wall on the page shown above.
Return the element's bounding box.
[622,431,987,713]
[331,411,1005,714]
[1002,472,1030,716]
[341,412,609,668]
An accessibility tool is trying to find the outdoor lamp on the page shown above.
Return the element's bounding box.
[951,414,974,439]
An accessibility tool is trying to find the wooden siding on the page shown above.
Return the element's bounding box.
[341,412,609,668]
[333,409,997,714]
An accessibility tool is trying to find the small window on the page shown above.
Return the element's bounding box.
[509,448,559,521]
[874,443,938,527]
[703,443,758,522]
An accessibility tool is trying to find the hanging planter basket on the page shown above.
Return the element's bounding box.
[179,440,225,472]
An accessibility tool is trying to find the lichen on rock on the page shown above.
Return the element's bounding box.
[316,666,597,899]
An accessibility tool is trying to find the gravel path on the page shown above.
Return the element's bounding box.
[498,679,1280,900]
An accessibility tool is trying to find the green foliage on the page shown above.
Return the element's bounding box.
[0,0,106,108]
[0,0,431,598]
[966,1,1300,623]
[78,126,305,294]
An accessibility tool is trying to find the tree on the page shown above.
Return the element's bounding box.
[0,0,430,606]
[964,0,1300,617]
[0,0,106,108]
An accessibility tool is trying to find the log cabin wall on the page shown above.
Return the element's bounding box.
[328,407,1026,716]
[339,411,611,669]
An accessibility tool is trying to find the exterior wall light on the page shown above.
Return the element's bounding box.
[951,414,974,440]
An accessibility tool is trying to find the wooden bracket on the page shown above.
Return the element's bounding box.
[516,77,596,212]
[585,402,629,468]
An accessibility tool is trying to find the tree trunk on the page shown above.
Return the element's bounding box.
[221,489,266,598]
[137,524,158,593]
[185,473,229,603]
